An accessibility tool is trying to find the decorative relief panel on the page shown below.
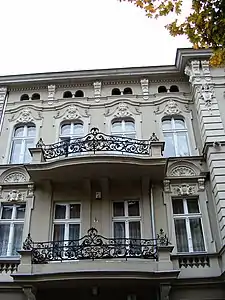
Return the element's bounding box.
[93,81,102,102]
[105,102,140,118]
[170,166,196,177]
[5,190,24,202]
[9,108,43,123]
[172,184,197,196]
[140,78,149,100]
[196,83,215,109]
[47,84,56,104]
[3,172,27,183]
[54,105,90,121]
[154,98,189,115]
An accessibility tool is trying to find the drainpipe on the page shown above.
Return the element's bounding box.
[149,182,156,240]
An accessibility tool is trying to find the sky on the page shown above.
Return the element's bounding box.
[0,0,191,75]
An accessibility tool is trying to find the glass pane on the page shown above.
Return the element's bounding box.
[27,126,36,137]
[24,139,34,163]
[73,123,84,135]
[163,133,175,157]
[113,202,124,217]
[111,121,122,133]
[16,204,26,219]
[69,224,80,240]
[174,219,189,252]
[61,124,71,136]
[176,132,190,156]
[70,204,80,219]
[174,118,185,129]
[124,133,136,139]
[14,127,24,137]
[1,206,13,219]
[10,140,22,164]
[172,199,184,214]
[125,121,135,132]
[128,201,140,216]
[162,119,172,130]
[55,205,66,219]
[113,222,125,239]
[11,224,23,256]
[53,224,65,241]
[187,199,199,213]
[190,218,205,251]
[129,221,141,239]
[0,224,10,256]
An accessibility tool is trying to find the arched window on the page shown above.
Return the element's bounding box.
[75,90,84,97]
[162,117,190,157]
[123,87,133,95]
[60,121,84,141]
[10,124,36,164]
[112,88,121,96]
[169,85,179,92]
[63,91,73,98]
[20,94,29,101]
[158,86,167,93]
[111,119,135,138]
[31,93,40,100]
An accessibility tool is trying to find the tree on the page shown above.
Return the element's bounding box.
[119,0,225,67]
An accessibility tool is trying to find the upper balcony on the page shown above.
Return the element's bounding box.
[27,128,166,182]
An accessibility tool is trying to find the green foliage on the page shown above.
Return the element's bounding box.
[119,0,225,67]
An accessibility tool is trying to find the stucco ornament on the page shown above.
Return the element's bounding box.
[164,99,181,115]
[47,84,56,104]
[6,190,23,202]
[198,83,215,108]
[163,180,170,192]
[16,109,34,123]
[63,105,81,120]
[93,81,101,102]
[114,103,133,118]
[0,87,7,101]
[3,172,26,183]
[170,166,196,177]
[175,184,196,196]
[140,78,149,100]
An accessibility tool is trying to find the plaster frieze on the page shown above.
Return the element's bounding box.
[5,190,24,202]
[57,82,92,88]
[172,183,197,196]
[103,80,139,85]
[154,98,189,115]
[9,86,47,92]
[54,104,90,120]
[8,108,43,123]
[104,102,141,118]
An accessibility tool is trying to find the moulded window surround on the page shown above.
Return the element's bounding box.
[172,197,206,253]
[111,119,136,138]
[112,200,141,240]
[169,85,179,92]
[20,94,29,101]
[112,88,121,96]
[31,93,40,100]
[9,124,36,164]
[53,203,81,242]
[162,117,190,157]
[0,203,26,256]
[158,86,167,93]
[63,91,73,98]
[75,90,84,97]
[123,87,133,95]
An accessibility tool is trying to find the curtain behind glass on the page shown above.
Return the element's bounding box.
[12,224,23,256]
[174,219,189,252]
[190,218,205,251]
[0,224,10,256]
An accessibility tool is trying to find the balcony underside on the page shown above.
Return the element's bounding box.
[25,155,166,183]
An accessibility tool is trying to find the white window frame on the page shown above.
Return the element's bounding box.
[112,200,141,239]
[0,203,25,256]
[172,197,206,253]
[52,203,81,241]
[162,117,190,157]
[59,121,84,142]
[9,124,36,164]
[111,119,136,138]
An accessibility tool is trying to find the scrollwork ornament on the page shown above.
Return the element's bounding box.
[3,172,26,183]
[6,190,23,202]
[174,184,196,196]
[170,166,196,177]
[63,105,81,120]
[16,109,34,123]
[164,100,181,115]
[198,83,215,109]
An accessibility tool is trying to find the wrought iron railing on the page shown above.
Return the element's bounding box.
[23,228,168,264]
[36,128,159,160]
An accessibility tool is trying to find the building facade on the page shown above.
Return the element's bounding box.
[0,48,225,299]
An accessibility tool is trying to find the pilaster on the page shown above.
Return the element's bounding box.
[0,86,7,132]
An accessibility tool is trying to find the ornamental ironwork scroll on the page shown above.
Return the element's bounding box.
[36,128,158,160]
[23,227,168,264]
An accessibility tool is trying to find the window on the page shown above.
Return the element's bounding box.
[63,91,72,98]
[162,117,190,157]
[112,88,121,95]
[31,93,40,100]
[20,94,29,101]
[10,125,36,164]
[0,203,26,256]
[112,200,141,240]
[75,90,84,97]
[158,86,167,93]
[53,203,81,242]
[169,85,179,92]
[111,119,135,138]
[123,87,133,95]
[172,198,205,253]
[60,122,84,141]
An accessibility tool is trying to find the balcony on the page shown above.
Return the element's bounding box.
[27,128,166,182]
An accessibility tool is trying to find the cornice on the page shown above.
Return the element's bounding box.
[57,83,92,88]
[8,85,47,92]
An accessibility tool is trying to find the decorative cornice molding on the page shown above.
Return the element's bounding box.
[57,83,92,88]
[103,80,139,85]
[9,86,47,92]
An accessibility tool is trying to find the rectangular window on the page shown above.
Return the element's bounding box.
[53,203,81,242]
[172,198,205,253]
[0,203,26,256]
[112,200,141,240]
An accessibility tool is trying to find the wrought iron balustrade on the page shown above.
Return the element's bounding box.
[23,228,168,264]
[36,128,159,160]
